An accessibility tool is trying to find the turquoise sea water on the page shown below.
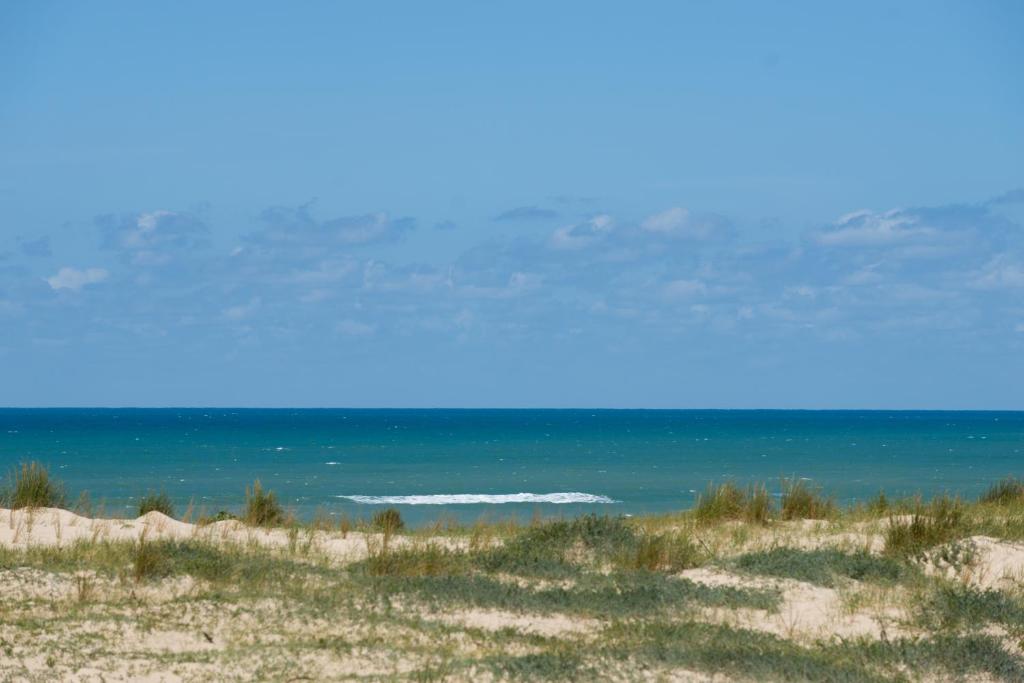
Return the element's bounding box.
[1,409,1022,525]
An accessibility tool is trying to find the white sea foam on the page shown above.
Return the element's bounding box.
[336,492,618,505]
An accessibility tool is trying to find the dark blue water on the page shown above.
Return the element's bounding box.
[1,409,1022,524]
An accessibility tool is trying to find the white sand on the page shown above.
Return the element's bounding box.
[0,506,382,564]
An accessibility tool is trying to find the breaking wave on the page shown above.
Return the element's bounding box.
[335,492,618,505]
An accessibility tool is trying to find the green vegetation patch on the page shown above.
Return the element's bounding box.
[603,621,889,682]
[847,633,1024,682]
[360,570,779,618]
[0,539,329,594]
[371,507,405,532]
[603,622,1024,682]
[980,477,1024,506]
[479,514,636,577]
[780,478,836,520]
[137,491,174,518]
[919,583,1024,635]
[733,548,913,588]
[630,530,706,572]
[884,495,966,557]
[244,479,285,527]
[693,481,774,525]
[2,461,66,510]
[361,543,471,578]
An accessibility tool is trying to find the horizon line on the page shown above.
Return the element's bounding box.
[1,406,1022,413]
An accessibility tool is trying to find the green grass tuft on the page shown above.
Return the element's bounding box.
[371,507,405,533]
[244,479,285,528]
[363,543,468,577]
[780,478,835,520]
[693,482,775,525]
[132,540,167,581]
[979,477,1024,506]
[631,531,705,572]
[884,494,965,557]
[2,461,66,509]
[137,491,175,518]
[743,483,774,524]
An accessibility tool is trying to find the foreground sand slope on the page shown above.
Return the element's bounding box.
[5,506,1024,681]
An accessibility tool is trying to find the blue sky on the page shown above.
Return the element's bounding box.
[1,1,1022,408]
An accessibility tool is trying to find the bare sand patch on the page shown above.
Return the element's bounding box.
[925,535,1024,590]
[681,567,908,642]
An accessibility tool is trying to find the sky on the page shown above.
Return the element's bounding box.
[0,1,1022,408]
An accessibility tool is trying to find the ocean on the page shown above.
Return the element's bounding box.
[1,409,1021,525]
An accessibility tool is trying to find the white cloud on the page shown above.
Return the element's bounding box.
[129,210,177,247]
[842,265,885,286]
[99,210,208,264]
[549,215,614,250]
[972,256,1024,289]
[46,267,109,291]
[642,207,690,233]
[814,209,935,247]
[641,208,722,239]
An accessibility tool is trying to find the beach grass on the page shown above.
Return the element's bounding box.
[137,490,175,518]
[6,466,1024,680]
[693,481,775,525]
[780,477,836,520]
[1,461,66,509]
[980,476,1024,506]
[884,494,966,557]
[244,479,285,528]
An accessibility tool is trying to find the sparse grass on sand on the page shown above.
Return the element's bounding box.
[6,461,1024,681]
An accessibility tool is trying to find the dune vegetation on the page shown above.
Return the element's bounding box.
[4,462,1024,681]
